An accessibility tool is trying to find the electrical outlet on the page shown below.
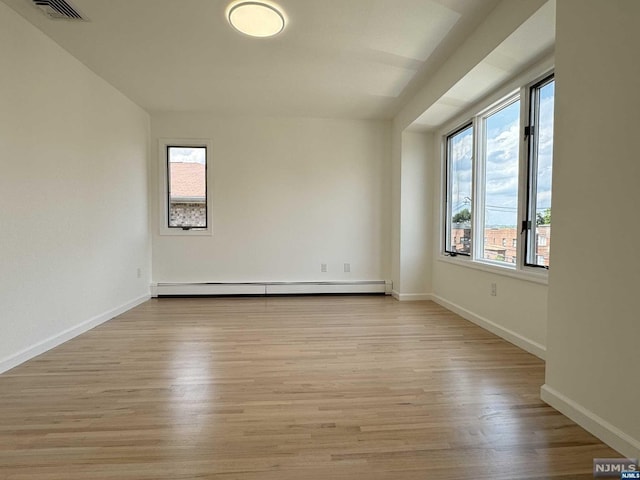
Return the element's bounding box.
[344,263,350,273]
[321,263,327,273]
[490,282,497,296]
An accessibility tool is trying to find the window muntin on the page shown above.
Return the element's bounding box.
[525,76,554,268]
[444,124,473,255]
[167,146,207,229]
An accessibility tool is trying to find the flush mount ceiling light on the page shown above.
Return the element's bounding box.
[227,1,286,38]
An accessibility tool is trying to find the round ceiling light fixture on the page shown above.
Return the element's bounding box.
[227,1,286,38]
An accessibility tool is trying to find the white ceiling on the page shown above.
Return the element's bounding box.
[2,0,503,118]
[410,0,555,130]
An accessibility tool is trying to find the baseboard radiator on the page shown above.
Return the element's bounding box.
[152,281,392,297]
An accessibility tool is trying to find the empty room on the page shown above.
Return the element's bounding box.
[1,0,639,478]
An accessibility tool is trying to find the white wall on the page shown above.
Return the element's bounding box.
[391,123,402,293]
[542,0,640,457]
[432,262,547,356]
[150,114,390,284]
[393,130,433,299]
[428,122,548,358]
[395,0,546,131]
[390,0,548,305]
[0,3,151,371]
[390,0,549,356]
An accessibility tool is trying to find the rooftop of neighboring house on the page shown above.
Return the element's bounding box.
[170,162,206,199]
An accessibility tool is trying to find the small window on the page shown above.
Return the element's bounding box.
[160,139,212,236]
[168,146,207,229]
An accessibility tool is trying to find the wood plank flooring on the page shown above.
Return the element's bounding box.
[0,296,619,479]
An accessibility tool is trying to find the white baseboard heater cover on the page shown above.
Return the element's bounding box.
[152,281,391,297]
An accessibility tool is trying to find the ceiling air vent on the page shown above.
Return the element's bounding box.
[31,0,86,20]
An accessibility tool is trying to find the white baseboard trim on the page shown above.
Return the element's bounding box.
[266,282,388,295]
[541,384,640,459]
[430,294,546,360]
[0,293,150,374]
[152,281,392,297]
[391,290,433,301]
[152,283,264,296]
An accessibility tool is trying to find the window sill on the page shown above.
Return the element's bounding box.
[159,228,212,237]
[437,254,548,285]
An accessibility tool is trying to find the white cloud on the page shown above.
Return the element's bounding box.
[484,103,520,225]
[447,82,555,226]
[169,147,206,164]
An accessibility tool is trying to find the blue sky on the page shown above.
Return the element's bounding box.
[484,99,520,227]
[450,82,554,227]
[168,146,206,164]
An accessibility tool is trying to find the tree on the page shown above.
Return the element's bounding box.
[536,208,551,226]
[452,208,471,224]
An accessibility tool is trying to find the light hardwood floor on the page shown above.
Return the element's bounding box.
[0,296,618,479]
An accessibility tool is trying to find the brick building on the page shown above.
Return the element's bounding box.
[451,224,550,266]
[168,162,206,227]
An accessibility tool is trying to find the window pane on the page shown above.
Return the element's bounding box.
[446,125,473,254]
[480,99,520,264]
[167,146,207,228]
[528,79,554,268]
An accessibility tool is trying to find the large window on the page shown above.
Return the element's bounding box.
[160,139,212,236]
[443,72,554,274]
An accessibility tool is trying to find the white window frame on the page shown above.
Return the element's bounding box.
[474,92,520,269]
[438,59,553,284]
[159,138,213,236]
